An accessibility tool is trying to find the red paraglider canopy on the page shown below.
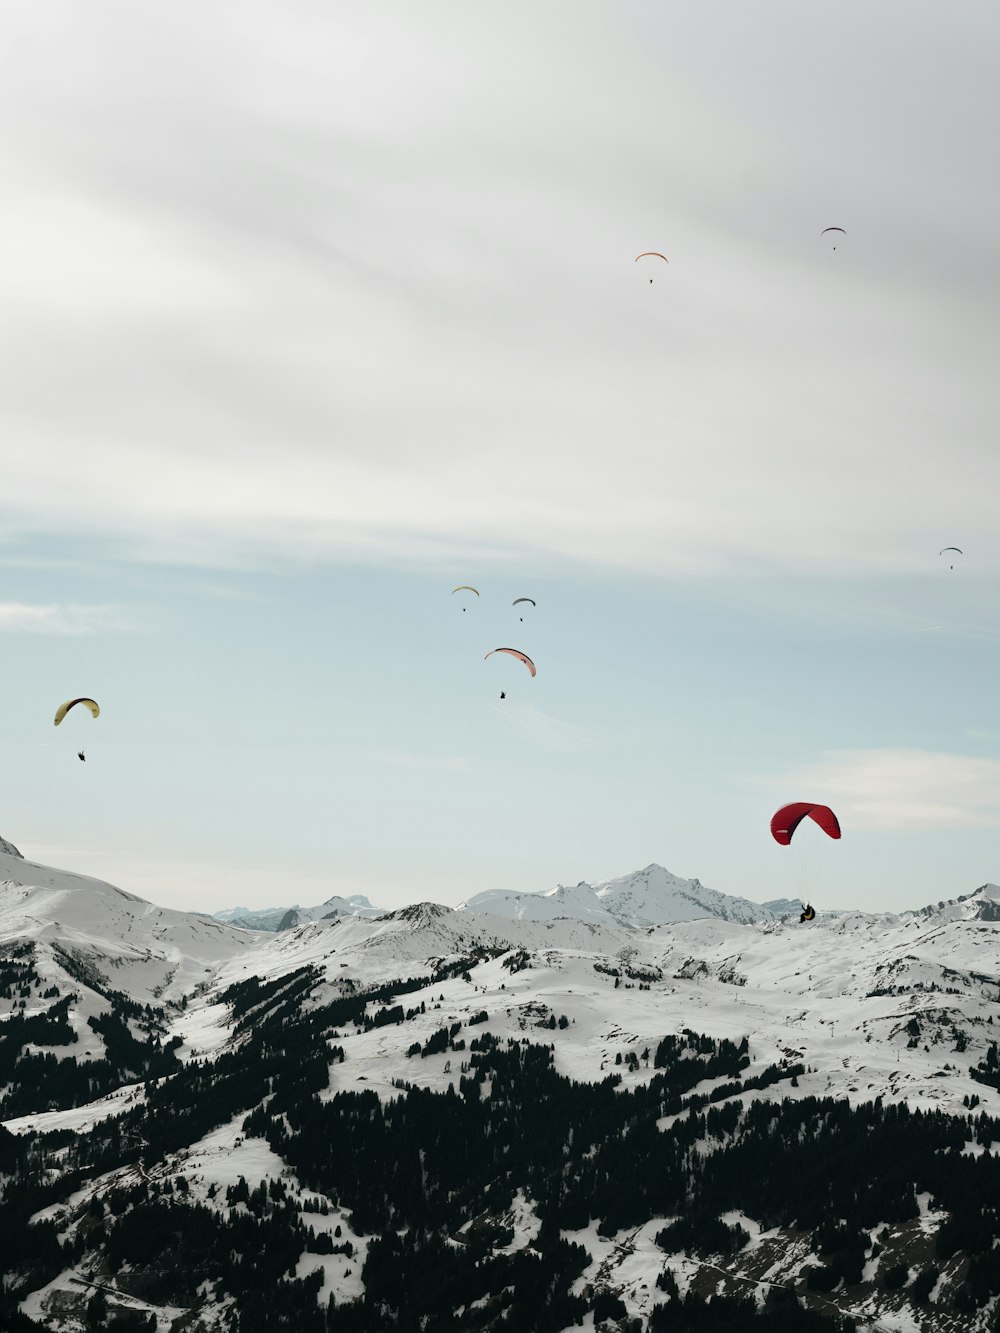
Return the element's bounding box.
[484,648,536,677]
[770,803,841,846]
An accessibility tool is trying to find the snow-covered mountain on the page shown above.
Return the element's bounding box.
[6,840,999,1120]
[0,832,22,858]
[214,863,776,939]
[5,837,1000,1330]
[461,862,779,928]
[0,842,254,1009]
[4,838,995,1127]
[212,893,381,932]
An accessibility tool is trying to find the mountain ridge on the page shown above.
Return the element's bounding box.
[460,862,780,928]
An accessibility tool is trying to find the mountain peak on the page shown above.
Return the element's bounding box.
[966,884,1000,921]
[383,902,453,925]
[0,834,23,859]
[463,863,775,929]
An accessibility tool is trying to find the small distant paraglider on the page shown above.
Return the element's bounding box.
[821,227,846,250]
[635,251,668,282]
[452,585,479,612]
[77,752,86,763]
[513,596,536,622]
[939,546,963,571]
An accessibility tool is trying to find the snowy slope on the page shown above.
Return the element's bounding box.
[182,901,634,1033]
[149,885,1000,1130]
[106,887,995,1130]
[0,845,254,1006]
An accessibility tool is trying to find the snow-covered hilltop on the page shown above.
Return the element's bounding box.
[460,862,778,928]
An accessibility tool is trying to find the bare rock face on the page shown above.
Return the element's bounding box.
[0,834,23,858]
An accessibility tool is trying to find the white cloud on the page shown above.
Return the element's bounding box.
[0,4,996,577]
[493,700,595,753]
[762,748,1000,831]
[0,602,150,634]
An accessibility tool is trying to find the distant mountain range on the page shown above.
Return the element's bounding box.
[212,894,380,932]
[459,862,782,928]
[211,863,789,933]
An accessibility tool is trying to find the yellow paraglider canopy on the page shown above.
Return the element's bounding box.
[54,697,100,726]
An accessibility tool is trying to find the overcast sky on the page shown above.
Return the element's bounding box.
[1,1,998,913]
